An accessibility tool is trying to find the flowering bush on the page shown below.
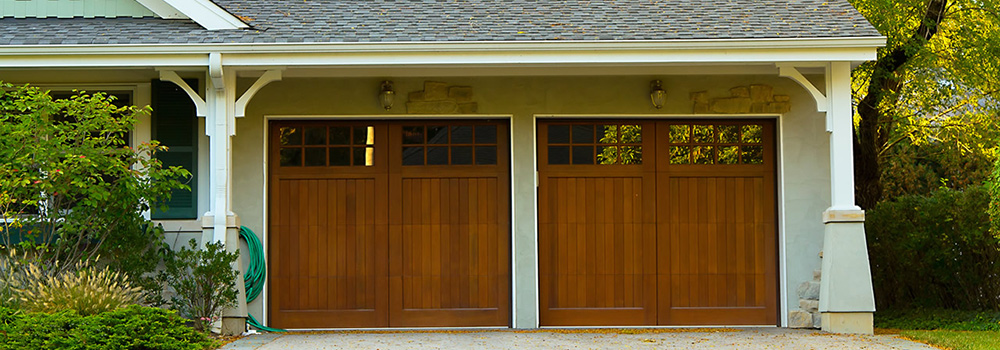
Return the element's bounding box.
[0,82,189,278]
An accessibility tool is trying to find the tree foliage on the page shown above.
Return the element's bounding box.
[0,82,189,280]
[850,0,1000,207]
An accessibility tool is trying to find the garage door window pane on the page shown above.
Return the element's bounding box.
[451,126,474,143]
[620,146,642,165]
[670,146,690,164]
[279,127,301,145]
[572,146,594,164]
[279,148,302,166]
[427,146,449,165]
[427,126,448,144]
[743,146,764,164]
[330,147,351,166]
[476,146,497,165]
[329,127,351,145]
[670,125,689,143]
[572,125,594,143]
[304,127,327,145]
[719,125,739,143]
[475,125,497,144]
[719,146,739,164]
[597,146,618,164]
[621,125,642,143]
[403,126,424,144]
[548,146,570,164]
[693,146,714,164]
[598,125,618,143]
[548,125,570,144]
[304,148,326,166]
[403,147,424,165]
[693,125,714,143]
[742,125,762,143]
[452,146,473,165]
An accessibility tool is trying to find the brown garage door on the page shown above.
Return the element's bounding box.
[538,120,777,326]
[269,120,510,329]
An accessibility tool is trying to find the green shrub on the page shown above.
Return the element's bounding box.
[0,82,189,276]
[866,185,1000,310]
[0,249,32,309]
[159,239,239,332]
[15,258,142,316]
[0,305,216,350]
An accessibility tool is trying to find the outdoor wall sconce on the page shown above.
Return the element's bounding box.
[650,80,666,109]
[379,80,395,110]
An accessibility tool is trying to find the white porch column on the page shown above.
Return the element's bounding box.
[818,61,875,334]
[202,53,248,335]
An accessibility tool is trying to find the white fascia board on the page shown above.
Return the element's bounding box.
[160,0,247,30]
[0,37,884,68]
[134,0,188,19]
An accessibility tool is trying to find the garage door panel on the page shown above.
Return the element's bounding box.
[540,120,776,327]
[269,177,388,328]
[389,121,510,327]
[538,174,657,325]
[657,173,776,324]
[270,120,508,329]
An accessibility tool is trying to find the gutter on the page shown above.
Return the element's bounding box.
[0,37,886,55]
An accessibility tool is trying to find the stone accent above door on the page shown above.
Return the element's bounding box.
[406,81,479,114]
[691,84,791,114]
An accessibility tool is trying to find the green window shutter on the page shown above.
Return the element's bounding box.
[151,79,199,219]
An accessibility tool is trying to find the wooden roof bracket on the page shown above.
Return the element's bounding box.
[158,69,207,117]
[235,70,282,118]
[777,63,834,132]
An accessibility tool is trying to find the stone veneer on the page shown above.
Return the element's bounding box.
[789,268,822,328]
[406,81,479,114]
[691,84,791,114]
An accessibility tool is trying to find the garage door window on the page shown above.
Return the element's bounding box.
[401,124,498,166]
[547,123,642,165]
[278,125,375,167]
[668,123,763,165]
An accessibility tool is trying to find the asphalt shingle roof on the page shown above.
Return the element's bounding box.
[0,0,881,46]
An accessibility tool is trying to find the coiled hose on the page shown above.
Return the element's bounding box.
[239,226,285,332]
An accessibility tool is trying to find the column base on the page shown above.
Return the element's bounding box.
[221,316,246,336]
[821,312,872,334]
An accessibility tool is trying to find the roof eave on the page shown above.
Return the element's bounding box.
[0,36,886,68]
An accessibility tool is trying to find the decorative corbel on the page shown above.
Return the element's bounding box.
[235,70,283,118]
[777,63,834,131]
[158,70,207,117]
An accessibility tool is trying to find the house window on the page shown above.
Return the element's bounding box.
[278,125,376,167]
[150,79,199,220]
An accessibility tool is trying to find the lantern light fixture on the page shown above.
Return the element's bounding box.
[650,80,666,109]
[379,80,395,110]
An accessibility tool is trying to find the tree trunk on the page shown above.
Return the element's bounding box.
[854,0,949,209]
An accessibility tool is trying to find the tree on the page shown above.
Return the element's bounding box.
[850,0,1000,208]
[0,82,189,279]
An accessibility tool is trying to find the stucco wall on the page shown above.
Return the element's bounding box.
[234,74,832,327]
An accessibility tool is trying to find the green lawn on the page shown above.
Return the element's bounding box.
[901,330,1000,350]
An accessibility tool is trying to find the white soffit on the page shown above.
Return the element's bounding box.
[138,0,247,29]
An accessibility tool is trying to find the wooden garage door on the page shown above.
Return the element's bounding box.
[269,120,510,329]
[538,120,777,326]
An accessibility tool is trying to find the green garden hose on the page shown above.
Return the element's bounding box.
[239,226,285,332]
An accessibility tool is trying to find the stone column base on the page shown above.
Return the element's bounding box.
[221,316,246,336]
[821,312,873,334]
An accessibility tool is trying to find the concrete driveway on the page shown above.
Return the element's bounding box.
[222,328,936,349]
